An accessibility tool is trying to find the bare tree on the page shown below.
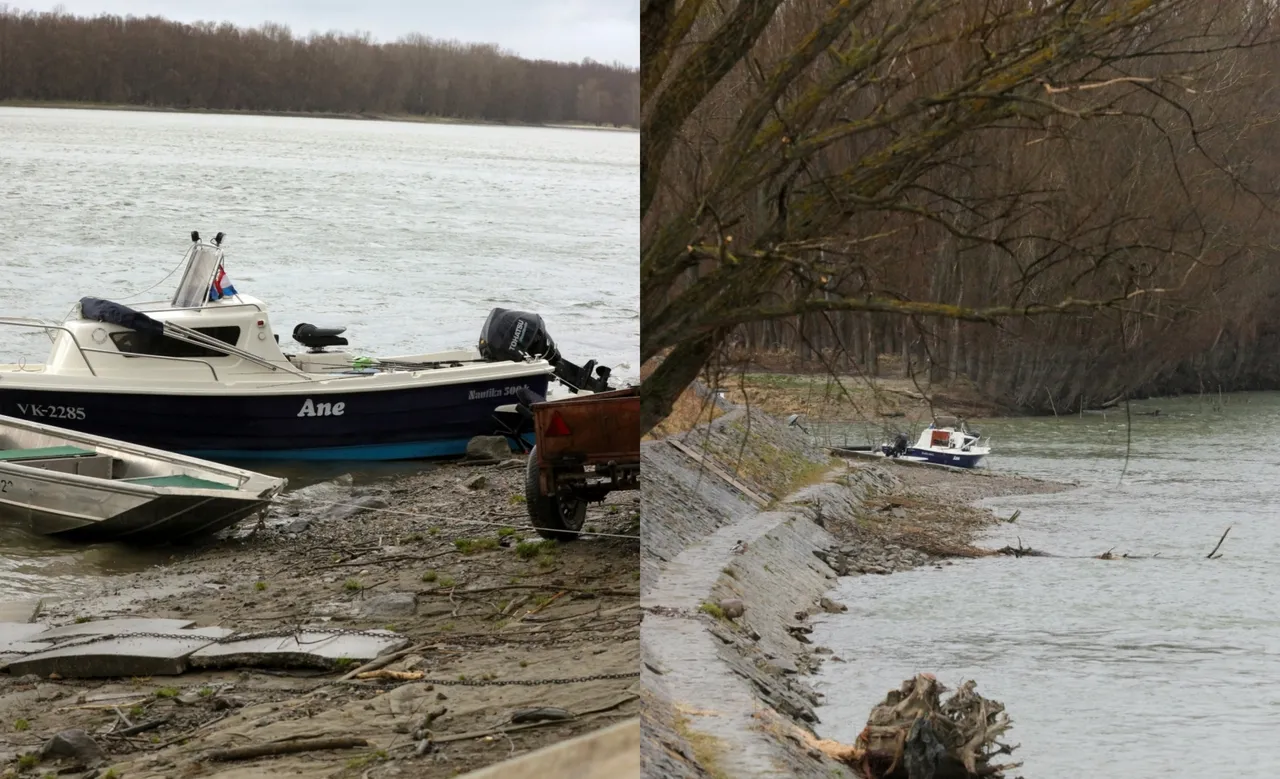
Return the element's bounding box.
[640,0,1278,432]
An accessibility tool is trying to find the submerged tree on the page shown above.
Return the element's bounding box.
[640,0,1279,432]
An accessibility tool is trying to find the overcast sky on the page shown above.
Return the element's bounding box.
[17,0,638,66]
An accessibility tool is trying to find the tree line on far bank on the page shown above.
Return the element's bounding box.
[0,7,638,127]
[640,0,1280,429]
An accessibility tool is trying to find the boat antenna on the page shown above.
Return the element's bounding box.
[213,232,225,247]
[190,231,200,243]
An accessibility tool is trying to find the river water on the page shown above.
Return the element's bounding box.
[0,106,638,596]
[813,392,1280,777]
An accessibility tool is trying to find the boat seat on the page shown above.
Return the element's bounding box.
[0,445,96,461]
[118,475,236,490]
[293,323,349,350]
[297,323,346,338]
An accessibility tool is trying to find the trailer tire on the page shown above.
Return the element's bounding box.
[525,446,587,541]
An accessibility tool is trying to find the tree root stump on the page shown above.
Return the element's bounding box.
[802,674,1021,779]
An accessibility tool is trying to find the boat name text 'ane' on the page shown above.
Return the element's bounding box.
[468,384,530,401]
[16,404,86,421]
[297,399,346,417]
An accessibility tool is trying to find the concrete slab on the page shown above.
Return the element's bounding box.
[0,623,54,670]
[189,630,408,670]
[0,642,56,671]
[6,627,233,678]
[0,641,53,654]
[0,622,50,644]
[37,618,196,641]
[0,600,45,624]
[460,719,640,779]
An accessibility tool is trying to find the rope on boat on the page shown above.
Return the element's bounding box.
[285,497,641,541]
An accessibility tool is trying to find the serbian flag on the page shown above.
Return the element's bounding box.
[209,265,238,301]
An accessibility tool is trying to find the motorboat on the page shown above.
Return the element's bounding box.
[879,416,990,468]
[0,413,284,543]
[0,232,615,461]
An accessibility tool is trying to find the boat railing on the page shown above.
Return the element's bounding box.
[79,348,221,380]
[0,318,98,377]
[0,318,246,382]
[127,299,268,316]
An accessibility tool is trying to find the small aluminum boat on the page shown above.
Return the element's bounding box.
[0,414,285,543]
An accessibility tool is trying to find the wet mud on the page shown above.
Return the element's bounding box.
[0,455,639,778]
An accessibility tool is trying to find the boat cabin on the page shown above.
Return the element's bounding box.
[0,234,560,394]
[33,240,314,380]
[916,417,981,452]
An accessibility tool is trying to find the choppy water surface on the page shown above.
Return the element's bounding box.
[813,392,1280,777]
[0,107,637,596]
[0,107,637,372]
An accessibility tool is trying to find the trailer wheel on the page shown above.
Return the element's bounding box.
[525,446,587,541]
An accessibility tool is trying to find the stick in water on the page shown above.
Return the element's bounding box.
[1207,526,1232,559]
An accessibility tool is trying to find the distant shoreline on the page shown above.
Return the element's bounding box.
[0,100,639,133]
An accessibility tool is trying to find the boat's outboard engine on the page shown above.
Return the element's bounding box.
[888,432,909,457]
[479,309,558,363]
[478,308,613,393]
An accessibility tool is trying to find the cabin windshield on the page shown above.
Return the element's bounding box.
[172,244,223,308]
[111,326,241,358]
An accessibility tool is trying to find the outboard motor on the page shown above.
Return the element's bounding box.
[479,309,559,363]
[478,308,613,393]
[888,432,909,457]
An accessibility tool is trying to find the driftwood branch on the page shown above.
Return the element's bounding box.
[992,528,1228,562]
[1207,526,1232,559]
[356,670,424,681]
[110,717,171,738]
[418,585,639,598]
[206,736,368,761]
[429,694,639,745]
[337,642,434,681]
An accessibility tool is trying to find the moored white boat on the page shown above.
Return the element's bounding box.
[879,416,990,469]
[0,414,285,543]
[0,233,615,461]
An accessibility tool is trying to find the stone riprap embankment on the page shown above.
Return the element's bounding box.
[641,406,1066,778]
[641,408,870,778]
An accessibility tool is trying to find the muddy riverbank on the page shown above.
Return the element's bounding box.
[0,455,640,778]
[640,407,1066,778]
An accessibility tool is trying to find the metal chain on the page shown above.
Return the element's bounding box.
[396,672,639,687]
[7,629,641,688]
[290,497,641,540]
[5,626,407,656]
[319,671,639,690]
